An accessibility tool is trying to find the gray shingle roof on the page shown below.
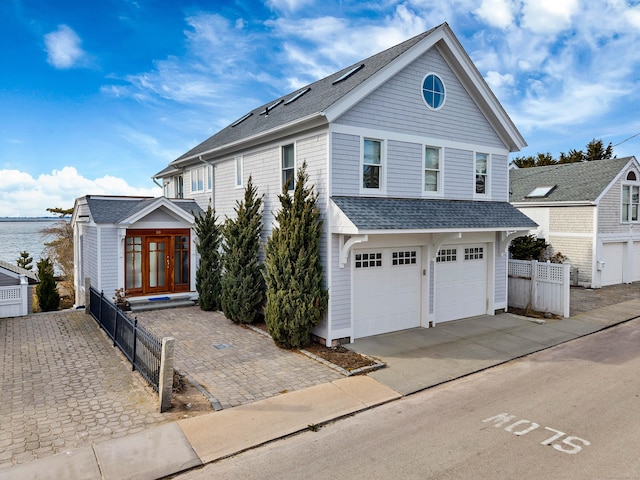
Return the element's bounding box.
[332,196,537,230]
[509,157,635,203]
[167,26,440,166]
[0,259,39,283]
[85,196,203,224]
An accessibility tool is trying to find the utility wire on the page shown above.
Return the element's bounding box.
[613,131,640,147]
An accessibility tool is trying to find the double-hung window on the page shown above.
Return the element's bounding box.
[475,153,489,195]
[622,184,640,222]
[191,167,204,192]
[424,146,441,193]
[282,144,295,191]
[235,157,243,188]
[363,139,382,190]
[176,175,184,199]
[207,165,213,191]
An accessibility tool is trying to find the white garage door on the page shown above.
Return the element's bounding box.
[633,242,640,282]
[435,244,487,323]
[353,247,421,338]
[601,242,624,286]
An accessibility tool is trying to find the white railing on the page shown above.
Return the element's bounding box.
[508,260,571,318]
[0,284,28,318]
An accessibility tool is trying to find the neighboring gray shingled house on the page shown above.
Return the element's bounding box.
[151,22,535,345]
[0,260,39,318]
[71,195,203,306]
[510,156,640,287]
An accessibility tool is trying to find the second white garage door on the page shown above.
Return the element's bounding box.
[435,244,488,323]
[353,247,421,338]
[601,242,624,286]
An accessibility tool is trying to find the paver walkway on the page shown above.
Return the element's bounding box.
[0,311,172,469]
[133,307,342,409]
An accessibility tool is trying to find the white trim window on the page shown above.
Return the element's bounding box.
[282,144,295,191]
[207,165,213,192]
[362,138,383,191]
[191,167,204,193]
[424,146,441,194]
[622,184,640,222]
[176,175,184,199]
[235,157,243,188]
[475,152,489,196]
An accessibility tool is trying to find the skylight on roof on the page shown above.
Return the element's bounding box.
[332,64,364,84]
[230,112,253,127]
[284,87,311,105]
[526,185,556,198]
[260,99,284,116]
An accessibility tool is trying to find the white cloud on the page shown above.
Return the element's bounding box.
[474,0,518,29]
[521,0,579,34]
[44,24,87,69]
[0,167,160,217]
[266,0,315,13]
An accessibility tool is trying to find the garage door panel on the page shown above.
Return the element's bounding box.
[602,242,624,286]
[353,247,421,339]
[435,244,487,323]
[633,242,640,282]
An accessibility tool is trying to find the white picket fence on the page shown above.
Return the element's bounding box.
[508,260,571,318]
[0,283,29,318]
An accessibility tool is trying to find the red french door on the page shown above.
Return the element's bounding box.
[146,236,169,293]
[125,229,190,296]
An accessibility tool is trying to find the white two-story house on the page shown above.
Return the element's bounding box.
[151,22,536,345]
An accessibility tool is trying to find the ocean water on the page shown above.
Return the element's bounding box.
[0,219,60,268]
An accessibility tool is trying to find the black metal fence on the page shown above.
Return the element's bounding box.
[89,287,162,392]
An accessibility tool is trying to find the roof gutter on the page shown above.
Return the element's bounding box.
[512,201,596,208]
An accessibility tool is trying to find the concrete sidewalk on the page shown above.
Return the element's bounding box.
[2,299,638,480]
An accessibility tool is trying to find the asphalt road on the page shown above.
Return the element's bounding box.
[175,318,640,480]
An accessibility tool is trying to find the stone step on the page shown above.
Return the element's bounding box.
[129,299,195,312]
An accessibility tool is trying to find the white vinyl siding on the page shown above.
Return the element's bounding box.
[334,48,505,150]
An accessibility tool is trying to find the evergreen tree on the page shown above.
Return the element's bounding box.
[263,162,328,348]
[195,204,222,311]
[221,176,264,324]
[509,235,549,261]
[36,258,60,312]
[16,251,33,271]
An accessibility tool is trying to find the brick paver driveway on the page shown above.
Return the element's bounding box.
[134,307,342,410]
[0,311,173,469]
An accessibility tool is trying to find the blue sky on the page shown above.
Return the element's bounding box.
[2,0,640,217]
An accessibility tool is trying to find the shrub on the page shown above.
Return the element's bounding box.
[509,235,548,261]
[263,163,328,348]
[195,204,222,311]
[36,258,60,312]
[221,176,264,324]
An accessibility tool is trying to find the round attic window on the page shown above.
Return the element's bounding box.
[422,73,445,110]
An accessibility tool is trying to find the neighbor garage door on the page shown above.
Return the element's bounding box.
[353,247,421,338]
[435,244,488,323]
[601,242,624,286]
[633,242,640,282]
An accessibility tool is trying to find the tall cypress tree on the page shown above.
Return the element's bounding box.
[195,204,222,311]
[221,176,264,324]
[263,162,328,348]
[36,258,60,312]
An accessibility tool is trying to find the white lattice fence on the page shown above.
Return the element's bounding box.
[508,260,570,317]
[0,285,27,318]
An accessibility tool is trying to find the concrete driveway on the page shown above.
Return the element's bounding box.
[348,283,640,395]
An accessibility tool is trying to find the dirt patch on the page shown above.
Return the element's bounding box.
[509,307,560,320]
[302,342,376,372]
[168,371,213,416]
[251,321,377,372]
